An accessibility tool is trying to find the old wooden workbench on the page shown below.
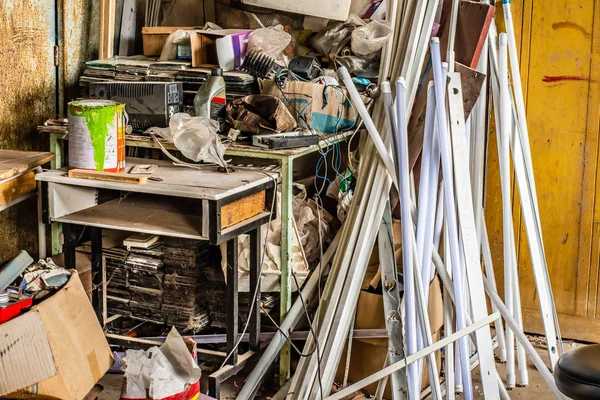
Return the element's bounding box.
[36,158,278,397]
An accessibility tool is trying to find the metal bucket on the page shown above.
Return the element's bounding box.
[67,99,126,172]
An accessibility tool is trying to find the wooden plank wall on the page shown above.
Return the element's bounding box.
[485,0,600,342]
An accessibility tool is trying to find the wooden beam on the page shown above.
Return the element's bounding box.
[68,169,148,184]
[99,0,116,59]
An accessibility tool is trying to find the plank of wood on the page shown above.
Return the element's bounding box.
[221,190,266,229]
[83,384,104,400]
[56,197,205,240]
[0,150,54,180]
[118,0,137,56]
[99,0,116,58]
[0,171,36,206]
[439,0,495,68]
[68,169,148,184]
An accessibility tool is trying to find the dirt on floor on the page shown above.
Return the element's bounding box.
[98,336,580,399]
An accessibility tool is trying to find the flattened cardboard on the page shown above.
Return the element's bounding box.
[0,312,56,396]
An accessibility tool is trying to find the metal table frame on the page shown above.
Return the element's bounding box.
[48,131,353,384]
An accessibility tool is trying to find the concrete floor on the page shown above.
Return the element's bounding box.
[98,336,577,399]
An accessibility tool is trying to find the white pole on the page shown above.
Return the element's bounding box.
[429,37,473,399]
[499,32,516,389]
[339,67,398,189]
[443,221,456,398]
[395,77,419,400]
[511,113,529,387]
[481,217,508,363]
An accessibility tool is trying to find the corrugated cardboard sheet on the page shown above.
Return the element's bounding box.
[0,312,56,395]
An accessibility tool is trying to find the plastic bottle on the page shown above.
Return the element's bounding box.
[193,68,226,124]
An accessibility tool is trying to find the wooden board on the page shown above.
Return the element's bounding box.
[438,0,495,68]
[0,171,35,206]
[68,169,148,184]
[56,197,205,240]
[99,0,116,59]
[0,150,54,181]
[221,190,266,229]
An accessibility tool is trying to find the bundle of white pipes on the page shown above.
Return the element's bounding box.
[238,0,563,399]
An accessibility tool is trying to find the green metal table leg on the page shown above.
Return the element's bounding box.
[49,133,63,255]
[279,157,293,386]
[49,133,63,169]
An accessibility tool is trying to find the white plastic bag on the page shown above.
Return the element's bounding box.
[159,30,193,61]
[351,19,393,56]
[246,25,291,64]
[146,113,227,167]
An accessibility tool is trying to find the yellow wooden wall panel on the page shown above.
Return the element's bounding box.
[520,0,596,317]
[486,0,600,340]
[588,4,600,320]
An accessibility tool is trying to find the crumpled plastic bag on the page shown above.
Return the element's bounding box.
[124,327,201,400]
[159,30,193,62]
[159,23,223,61]
[146,113,227,167]
[246,25,291,64]
[310,14,364,56]
[351,19,393,56]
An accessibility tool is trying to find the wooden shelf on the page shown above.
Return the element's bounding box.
[55,197,205,240]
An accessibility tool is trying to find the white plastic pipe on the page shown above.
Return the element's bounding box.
[395,77,419,400]
[415,82,439,387]
[339,67,398,189]
[481,217,508,363]
[499,32,516,389]
[511,112,529,386]
[443,221,455,398]
[429,37,473,399]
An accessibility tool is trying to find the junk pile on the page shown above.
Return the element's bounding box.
[35,1,565,399]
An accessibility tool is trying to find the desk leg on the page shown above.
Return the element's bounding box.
[226,237,239,365]
[49,133,63,170]
[91,227,103,322]
[62,223,76,270]
[50,134,63,255]
[279,157,293,385]
[249,227,261,351]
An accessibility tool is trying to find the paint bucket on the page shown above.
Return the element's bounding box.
[67,99,126,172]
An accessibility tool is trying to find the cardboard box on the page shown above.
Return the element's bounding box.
[335,220,444,398]
[190,29,251,69]
[52,251,93,301]
[0,272,114,399]
[260,80,357,135]
[142,27,195,56]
